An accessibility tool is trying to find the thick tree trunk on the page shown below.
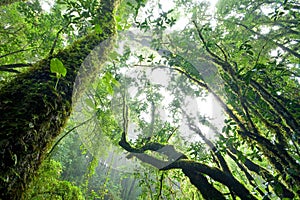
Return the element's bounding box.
[0,0,120,199]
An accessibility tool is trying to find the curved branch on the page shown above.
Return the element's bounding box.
[161,160,257,200]
[119,128,255,199]
[191,21,300,177]
[47,115,96,157]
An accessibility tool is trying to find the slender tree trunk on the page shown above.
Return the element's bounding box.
[0,0,120,199]
[125,178,136,200]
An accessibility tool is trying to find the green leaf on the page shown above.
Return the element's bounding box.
[95,24,103,34]
[50,58,67,77]
[115,15,121,22]
[106,84,114,95]
[111,77,120,87]
[117,24,122,31]
[137,54,145,62]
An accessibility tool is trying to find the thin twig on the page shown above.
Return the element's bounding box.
[192,21,236,76]
[46,115,96,157]
[254,41,268,67]
[192,21,224,63]
[166,126,178,142]
[215,43,228,62]
[157,172,164,200]
[0,49,30,59]
[49,23,70,56]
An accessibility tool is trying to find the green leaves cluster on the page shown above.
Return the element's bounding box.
[24,159,84,200]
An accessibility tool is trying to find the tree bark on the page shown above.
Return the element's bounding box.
[0,0,120,199]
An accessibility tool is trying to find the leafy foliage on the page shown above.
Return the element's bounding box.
[24,159,84,200]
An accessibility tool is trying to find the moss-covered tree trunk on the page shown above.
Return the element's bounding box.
[0,1,120,199]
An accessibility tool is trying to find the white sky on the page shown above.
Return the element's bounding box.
[117,58,224,142]
[117,0,223,141]
[160,0,218,12]
[40,0,54,12]
[140,0,219,30]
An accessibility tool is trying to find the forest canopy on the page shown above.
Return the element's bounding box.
[0,0,299,199]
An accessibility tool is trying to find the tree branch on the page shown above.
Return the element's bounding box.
[0,49,31,59]
[236,22,300,59]
[47,115,96,157]
[228,146,295,198]
[156,172,164,200]
[0,63,33,73]
[49,23,70,56]
[161,160,257,200]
